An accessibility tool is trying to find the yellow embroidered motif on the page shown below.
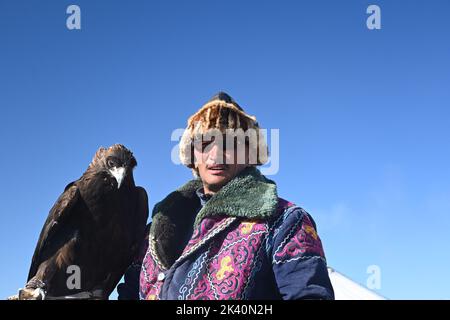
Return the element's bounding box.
[304,225,318,240]
[147,294,157,300]
[216,256,234,280]
[240,222,256,235]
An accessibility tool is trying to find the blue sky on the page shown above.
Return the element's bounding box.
[1,0,449,299]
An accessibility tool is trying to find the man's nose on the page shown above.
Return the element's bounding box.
[206,143,225,164]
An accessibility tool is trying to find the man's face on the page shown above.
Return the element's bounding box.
[193,134,248,194]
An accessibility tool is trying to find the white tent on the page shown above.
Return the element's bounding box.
[328,267,386,300]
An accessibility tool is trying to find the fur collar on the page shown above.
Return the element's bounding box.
[150,167,278,268]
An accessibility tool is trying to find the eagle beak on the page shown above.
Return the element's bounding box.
[109,167,126,189]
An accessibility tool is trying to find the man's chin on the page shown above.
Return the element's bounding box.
[204,175,230,191]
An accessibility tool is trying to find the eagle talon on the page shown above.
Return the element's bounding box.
[7,294,19,300]
[18,287,46,300]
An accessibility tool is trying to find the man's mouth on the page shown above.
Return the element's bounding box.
[207,165,228,175]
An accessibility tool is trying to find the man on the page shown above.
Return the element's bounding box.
[117,92,334,300]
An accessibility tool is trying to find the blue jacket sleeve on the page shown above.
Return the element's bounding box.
[270,207,334,300]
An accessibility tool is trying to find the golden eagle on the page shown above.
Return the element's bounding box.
[10,144,148,300]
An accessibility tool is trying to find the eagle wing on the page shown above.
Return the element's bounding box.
[101,186,149,298]
[27,182,81,281]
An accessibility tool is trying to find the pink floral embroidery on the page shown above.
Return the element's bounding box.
[182,217,226,256]
[140,244,163,299]
[274,214,325,264]
[186,220,267,300]
[189,274,214,299]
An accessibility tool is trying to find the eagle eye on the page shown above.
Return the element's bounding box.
[107,159,116,168]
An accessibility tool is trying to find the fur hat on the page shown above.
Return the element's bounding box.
[179,92,269,172]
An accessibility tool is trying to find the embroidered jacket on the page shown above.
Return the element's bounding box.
[117,167,334,300]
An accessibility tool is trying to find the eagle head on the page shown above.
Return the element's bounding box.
[89,144,138,189]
